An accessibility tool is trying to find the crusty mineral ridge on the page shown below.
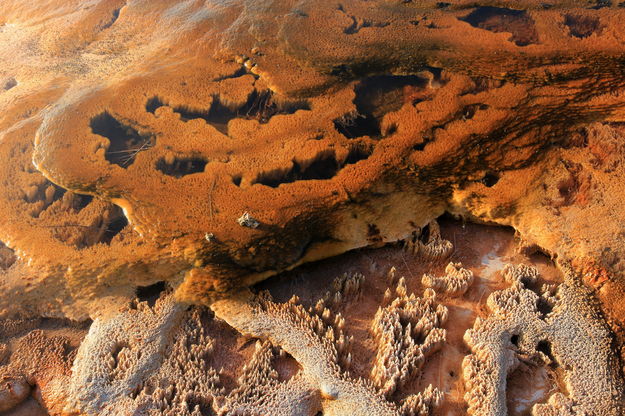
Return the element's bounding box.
[66,286,446,416]
[462,264,624,415]
[66,293,222,416]
[3,0,625,336]
[16,224,619,415]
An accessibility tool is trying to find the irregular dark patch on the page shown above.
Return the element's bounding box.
[156,156,208,178]
[145,96,165,114]
[65,192,94,212]
[564,14,602,38]
[91,112,155,167]
[409,16,444,29]
[185,396,214,416]
[536,340,555,364]
[254,151,338,187]
[413,142,427,151]
[344,144,374,165]
[367,223,382,243]
[419,222,431,243]
[212,66,248,82]
[155,90,310,135]
[334,75,428,139]
[136,281,167,307]
[3,77,17,91]
[537,298,554,318]
[589,0,612,9]
[101,6,122,30]
[343,16,389,34]
[100,208,129,245]
[333,112,380,139]
[460,6,539,46]
[330,64,353,79]
[384,123,398,136]
[557,177,577,205]
[253,146,372,188]
[337,2,390,34]
[481,172,500,187]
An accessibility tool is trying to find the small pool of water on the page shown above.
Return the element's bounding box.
[479,245,507,280]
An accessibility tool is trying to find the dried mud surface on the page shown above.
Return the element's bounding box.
[2,0,625,414]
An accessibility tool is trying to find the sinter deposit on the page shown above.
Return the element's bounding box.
[1,1,625,415]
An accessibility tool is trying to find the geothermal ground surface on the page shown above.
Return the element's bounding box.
[2,0,625,415]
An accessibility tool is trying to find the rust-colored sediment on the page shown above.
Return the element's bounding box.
[0,0,624,322]
[2,1,625,414]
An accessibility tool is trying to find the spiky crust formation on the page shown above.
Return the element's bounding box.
[211,288,446,416]
[422,262,474,297]
[11,225,620,416]
[463,264,624,415]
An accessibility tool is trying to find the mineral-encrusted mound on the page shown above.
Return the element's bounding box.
[15,222,618,416]
[463,264,623,415]
[2,1,625,329]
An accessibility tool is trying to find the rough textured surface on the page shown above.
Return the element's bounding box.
[65,291,226,416]
[371,286,447,397]
[66,293,188,414]
[2,1,625,414]
[463,264,624,415]
[1,1,625,331]
[0,318,87,415]
[68,283,447,416]
[422,262,473,296]
[5,219,618,416]
[211,289,440,416]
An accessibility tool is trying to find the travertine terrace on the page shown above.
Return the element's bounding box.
[1,0,625,415]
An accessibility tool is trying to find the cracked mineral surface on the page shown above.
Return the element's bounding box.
[2,0,625,415]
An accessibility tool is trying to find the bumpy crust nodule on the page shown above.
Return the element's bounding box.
[462,264,624,416]
[422,262,474,296]
[371,287,447,396]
